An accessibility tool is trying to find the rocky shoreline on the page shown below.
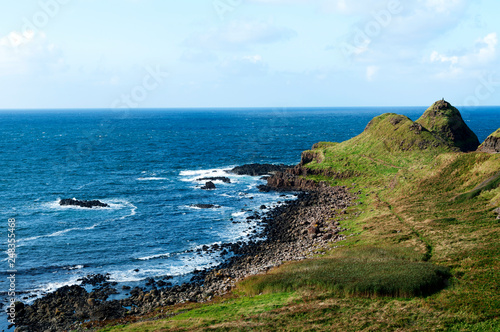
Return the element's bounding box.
[15,164,358,332]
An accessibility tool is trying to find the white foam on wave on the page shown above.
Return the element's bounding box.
[116,200,137,220]
[182,204,224,211]
[231,211,247,217]
[19,224,99,243]
[137,177,167,181]
[65,265,84,270]
[179,167,233,182]
[26,276,84,304]
[137,253,171,261]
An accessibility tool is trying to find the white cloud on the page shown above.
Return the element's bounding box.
[429,33,498,78]
[425,0,462,13]
[430,32,497,67]
[366,65,379,81]
[218,55,268,76]
[430,51,459,65]
[0,31,66,76]
[184,20,297,51]
[242,54,263,63]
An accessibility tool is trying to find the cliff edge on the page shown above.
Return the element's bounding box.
[477,128,500,153]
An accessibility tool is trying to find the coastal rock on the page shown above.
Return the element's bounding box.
[197,176,231,183]
[201,181,216,190]
[17,165,356,331]
[228,164,293,176]
[191,204,221,209]
[300,150,324,166]
[259,166,358,192]
[477,128,500,153]
[59,198,109,208]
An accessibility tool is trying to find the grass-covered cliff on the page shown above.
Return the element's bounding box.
[96,101,500,332]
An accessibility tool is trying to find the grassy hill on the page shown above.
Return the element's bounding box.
[95,102,500,332]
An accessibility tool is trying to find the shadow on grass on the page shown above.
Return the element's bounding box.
[238,247,450,298]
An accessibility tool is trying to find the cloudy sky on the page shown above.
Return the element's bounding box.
[0,0,499,109]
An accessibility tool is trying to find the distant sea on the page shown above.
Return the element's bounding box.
[1,106,499,324]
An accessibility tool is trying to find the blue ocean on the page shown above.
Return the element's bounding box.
[1,107,499,318]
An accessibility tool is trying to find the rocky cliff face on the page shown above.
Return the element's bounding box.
[416,100,480,152]
[259,166,359,192]
[477,129,500,153]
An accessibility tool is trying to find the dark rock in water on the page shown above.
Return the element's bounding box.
[260,205,267,209]
[477,128,500,153]
[78,273,110,286]
[197,176,231,183]
[59,198,109,208]
[191,204,221,209]
[228,164,293,176]
[201,181,216,190]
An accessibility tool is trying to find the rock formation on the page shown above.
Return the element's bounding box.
[201,181,216,190]
[228,164,293,176]
[416,99,480,152]
[59,198,109,208]
[477,129,500,153]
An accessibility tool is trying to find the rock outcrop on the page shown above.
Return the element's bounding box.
[201,181,216,190]
[191,204,221,209]
[59,198,109,208]
[416,99,480,152]
[477,129,500,153]
[228,164,293,176]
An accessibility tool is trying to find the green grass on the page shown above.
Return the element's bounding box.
[237,247,450,298]
[98,292,296,331]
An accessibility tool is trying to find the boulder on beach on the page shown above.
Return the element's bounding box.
[59,198,109,208]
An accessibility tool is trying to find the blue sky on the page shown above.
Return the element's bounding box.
[0,0,499,109]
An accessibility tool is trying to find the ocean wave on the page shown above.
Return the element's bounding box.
[179,167,233,182]
[231,211,247,217]
[136,253,171,261]
[18,224,98,243]
[137,177,167,181]
[62,265,85,270]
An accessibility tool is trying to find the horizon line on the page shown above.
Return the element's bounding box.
[1,105,500,111]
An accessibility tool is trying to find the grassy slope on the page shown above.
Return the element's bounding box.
[96,112,500,332]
